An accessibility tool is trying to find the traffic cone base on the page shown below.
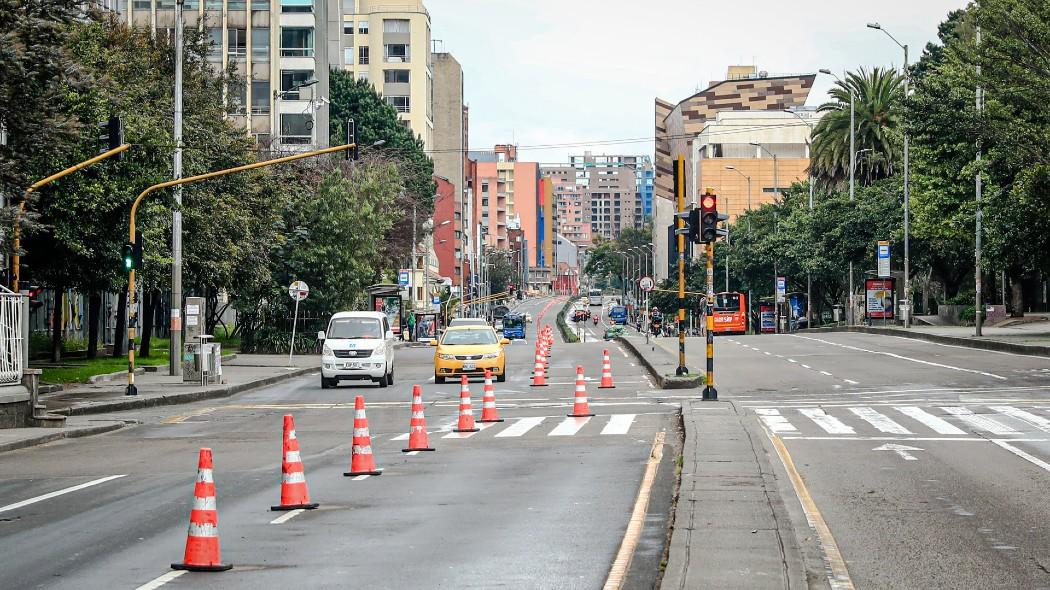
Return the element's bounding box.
[171,562,233,572]
[402,446,436,452]
[344,467,383,476]
[271,501,319,511]
[568,411,596,417]
[480,417,505,422]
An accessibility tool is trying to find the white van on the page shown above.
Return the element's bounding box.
[318,311,396,388]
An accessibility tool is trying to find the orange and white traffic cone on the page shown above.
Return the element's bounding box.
[403,384,435,452]
[271,414,319,511]
[453,375,480,432]
[345,395,383,476]
[531,351,548,387]
[568,365,595,417]
[480,369,503,423]
[599,349,616,389]
[171,448,232,572]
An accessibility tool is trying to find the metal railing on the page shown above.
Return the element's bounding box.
[0,288,25,384]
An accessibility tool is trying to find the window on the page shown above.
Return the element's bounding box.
[383,69,409,84]
[343,23,354,36]
[184,0,200,8]
[280,0,312,12]
[252,0,269,8]
[206,28,222,59]
[343,47,354,65]
[228,0,246,8]
[280,113,312,144]
[358,20,369,34]
[157,0,174,8]
[229,81,246,114]
[227,28,246,57]
[280,27,314,57]
[133,0,149,8]
[383,19,410,33]
[280,70,313,98]
[206,0,222,8]
[358,46,369,64]
[251,80,270,113]
[384,43,409,62]
[251,28,270,61]
[358,71,369,82]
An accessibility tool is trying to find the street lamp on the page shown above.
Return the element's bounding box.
[749,142,779,201]
[724,166,752,233]
[868,22,912,328]
[786,107,819,325]
[820,68,858,326]
[271,77,319,152]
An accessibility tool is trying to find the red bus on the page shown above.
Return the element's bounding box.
[711,292,747,335]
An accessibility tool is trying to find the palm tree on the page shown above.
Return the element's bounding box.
[810,67,906,190]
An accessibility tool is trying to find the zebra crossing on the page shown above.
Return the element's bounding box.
[753,405,1050,439]
[389,413,645,441]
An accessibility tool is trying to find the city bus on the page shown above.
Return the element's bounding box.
[711,292,747,335]
[588,288,603,306]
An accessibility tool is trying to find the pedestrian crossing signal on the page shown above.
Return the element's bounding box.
[122,243,135,271]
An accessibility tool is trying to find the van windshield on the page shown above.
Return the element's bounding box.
[328,318,383,339]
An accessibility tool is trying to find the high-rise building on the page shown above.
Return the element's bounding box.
[470,145,540,267]
[431,48,466,289]
[120,0,434,150]
[542,165,591,247]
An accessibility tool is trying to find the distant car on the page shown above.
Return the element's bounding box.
[604,326,625,340]
[449,318,489,327]
[319,311,396,389]
[609,305,628,325]
[432,325,510,383]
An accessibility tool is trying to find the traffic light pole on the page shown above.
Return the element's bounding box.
[125,143,357,395]
[703,240,717,400]
[674,155,688,376]
[12,143,131,292]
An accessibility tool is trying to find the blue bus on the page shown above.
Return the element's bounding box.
[608,305,628,325]
[501,313,526,340]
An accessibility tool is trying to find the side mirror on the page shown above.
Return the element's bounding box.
[429,339,439,347]
[386,330,394,340]
[500,338,510,345]
[317,331,326,341]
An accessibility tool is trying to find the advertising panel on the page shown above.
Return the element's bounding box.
[865,278,896,320]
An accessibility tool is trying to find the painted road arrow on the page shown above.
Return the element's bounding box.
[873,443,924,461]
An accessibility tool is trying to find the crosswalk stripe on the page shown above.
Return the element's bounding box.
[549,417,591,436]
[896,407,966,435]
[601,414,635,435]
[495,417,546,438]
[989,406,1050,432]
[756,409,797,433]
[942,407,1018,435]
[799,408,855,434]
[849,407,912,434]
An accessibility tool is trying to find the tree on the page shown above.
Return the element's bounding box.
[810,67,906,190]
[487,250,514,295]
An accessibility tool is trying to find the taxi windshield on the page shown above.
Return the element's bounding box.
[328,318,383,339]
[442,329,498,346]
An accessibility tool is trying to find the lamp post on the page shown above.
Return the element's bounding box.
[749,142,779,201]
[868,22,911,328]
[724,166,752,233]
[784,108,817,325]
[271,76,319,153]
[820,68,857,325]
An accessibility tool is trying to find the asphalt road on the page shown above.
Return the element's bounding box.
[0,296,679,590]
[706,330,1050,589]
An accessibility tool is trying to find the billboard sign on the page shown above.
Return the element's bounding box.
[865,278,896,320]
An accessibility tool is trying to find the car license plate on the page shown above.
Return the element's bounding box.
[343,362,360,369]
[462,362,476,371]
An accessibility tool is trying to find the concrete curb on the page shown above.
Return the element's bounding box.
[801,325,1050,357]
[617,335,702,390]
[85,353,241,384]
[55,366,316,417]
[0,421,126,454]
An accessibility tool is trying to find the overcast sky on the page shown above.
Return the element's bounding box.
[425,0,969,164]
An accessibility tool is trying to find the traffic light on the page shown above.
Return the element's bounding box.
[687,208,701,243]
[699,191,718,243]
[98,116,124,158]
[27,285,44,310]
[345,118,358,161]
[122,243,135,271]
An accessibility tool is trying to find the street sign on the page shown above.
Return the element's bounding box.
[398,270,410,286]
[775,276,786,303]
[877,240,891,278]
[432,296,441,305]
[639,276,654,292]
[288,280,309,301]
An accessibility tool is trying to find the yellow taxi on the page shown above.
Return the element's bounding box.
[431,325,509,383]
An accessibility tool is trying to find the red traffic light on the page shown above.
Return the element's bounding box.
[701,194,717,211]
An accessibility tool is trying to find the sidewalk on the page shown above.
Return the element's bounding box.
[42,354,319,416]
[620,331,811,588]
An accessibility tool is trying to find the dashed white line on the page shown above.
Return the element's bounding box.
[801,364,811,369]
[269,508,305,525]
[0,475,127,514]
[790,335,1008,380]
[787,358,798,363]
[844,379,860,385]
[135,570,187,590]
[820,371,833,376]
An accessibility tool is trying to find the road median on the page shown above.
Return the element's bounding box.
[617,332,702,389]
[801,325,1050,357]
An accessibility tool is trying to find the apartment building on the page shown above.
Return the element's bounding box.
[431,49,466,289]
[121,0,434,150]
[470,145,541,267]
[568,153,650,240]
[541,165,591,248]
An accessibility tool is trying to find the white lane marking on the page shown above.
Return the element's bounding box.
[799,408,855,434]
[850,407,912,434]
[495,416,546,437]
[755,409,797,433]
[0,475,127,515]
[801,364,811,369]
[820,371,833,376]
[441,422,497,439]
[942,407,1018,435]
[269,508,305,525]
[351,474,371,481]
[991,439,1050,474]
[549,417,592,436]
[782,436,992,441]
[989,406,1050,433]
[775,354,785,358]
[787,358,798,363]
[404,451,420,456]
[896,407,966,435]
[872,443,922,461]
[764,351,772,356]
[601,414,636,435]
[790,335,1008,380]
[603,431,665,589]
[135,570,187,590]
[844,379,860,385]
[390,433,410,441]
[619,348,629,358]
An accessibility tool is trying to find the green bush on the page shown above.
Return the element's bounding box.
[557,299,580,343]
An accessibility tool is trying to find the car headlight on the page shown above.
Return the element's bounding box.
[323,345,333,356]
[439,353,456,360]
[482,352,500,359]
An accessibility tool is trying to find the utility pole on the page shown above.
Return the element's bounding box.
[975,10,984,336]
[849,87,856,326]
[674,155,688,376]
[170,0,185,377]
